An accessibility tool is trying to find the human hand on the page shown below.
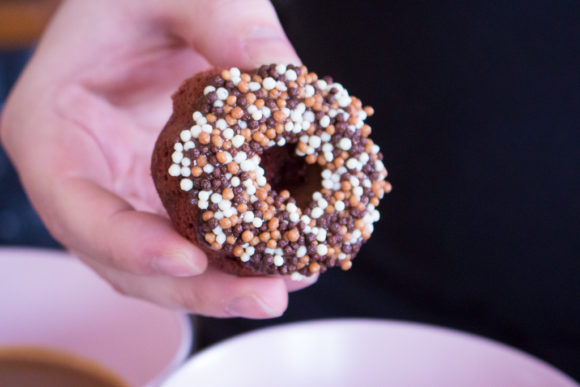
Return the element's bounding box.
[0,0,317,318]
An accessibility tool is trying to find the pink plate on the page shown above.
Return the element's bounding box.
[163,318,577,387]
[0,248,192,387]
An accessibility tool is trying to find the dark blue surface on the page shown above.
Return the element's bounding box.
[0,49,60,248]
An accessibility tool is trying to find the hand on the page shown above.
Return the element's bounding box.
[0,0,316,318]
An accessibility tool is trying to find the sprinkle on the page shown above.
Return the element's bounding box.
[263,77,276,90]
[316,244,328,256]
[232,135,245,148]
[168,164,181,176]
[180,178,193,191]
[274,255,284,266]
[338,138,352,151]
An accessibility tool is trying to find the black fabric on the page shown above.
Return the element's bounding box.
[197,0,580,379]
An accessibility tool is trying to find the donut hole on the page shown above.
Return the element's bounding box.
[260,144,322,209]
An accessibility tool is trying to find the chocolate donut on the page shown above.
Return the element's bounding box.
[152,64,390,278]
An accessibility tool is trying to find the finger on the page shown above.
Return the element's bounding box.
[162,0,300,68]
[51,177,207,277]
[79,253,288,318]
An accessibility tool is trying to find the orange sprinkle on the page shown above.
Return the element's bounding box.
[198,132,210,145]
[196,155,207,167]
[204,233,216,243]
[219,218,232,229]
[233,246,244,257]
[287,228,300,242]
[202,211,214,221]
[241,230,253,242]
[191,166,202,177]
[309,262,321,274]
[222,187,234,200]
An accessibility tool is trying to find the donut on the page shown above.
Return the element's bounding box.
[151,64,391,278]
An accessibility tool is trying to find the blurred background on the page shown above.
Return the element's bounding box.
[1,0,579,379]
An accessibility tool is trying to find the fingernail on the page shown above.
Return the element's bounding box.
[242,26,301,67]
[226,294,280,318]
[151,252,202,277]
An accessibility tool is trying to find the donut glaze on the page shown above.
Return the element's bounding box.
[152,64,390,278]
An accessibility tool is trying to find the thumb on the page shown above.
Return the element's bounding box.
[164,0,300,68]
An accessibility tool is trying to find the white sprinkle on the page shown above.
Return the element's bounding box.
[241,159,255,172]
[338,138,352,151]
[304,111,315,122]
[231,177,240,187]
[313,192,322,201]
[234,152,247,164]
[334,201,345,211]
[285,121,294,132]
[291,109,302,122]
[168,164,181,176]
[353,186,363,197]
[274,255,284,267]
[257,175,267,186]
[338,95,351,107]
[316,244,328,256]
[224,207,236,217]
[243,212,255,223]
[238,120,247,129]
[309,136,322,148]
[262,106,271,118]
[241,254,250,262]
[321,132,331,142]
[180,179,193,191]
[223,128,234,139]
[372,210,381,222]
[232,135,245,148]
[198,191,210,201]
[291,272,305,281]
[198,200,209,210]
[230,67,241,78]
[180,130,191,142]
[192,111,203,121]
[285,69,297,81]
[317,229,327,242]
[286,202,298,213]
[203,86,215,95]
[203,164,214,173]
[184,141,195,150]
[247,104,258,114]
[202,124,212,133]
[324,152,334,162]
[372,144,380,154]
[338,253,346,260]
[322,179,334,189]
[263,77,276,90]
[249,82,261,91]
[174,143,183,152]
[316,79,327,89]
[301,215,311,224]
[219,200,232,211]
[346,158,359,170]
[216,87,228,100]
[191,125,202,138]
[215,234,226,245]
[296,246,307,258]
[216,119,227,130]
[311,207,323,219]
[319,116,330,128]
[321,170,332,179]
[317,199,328,209]
[275,64,287,74]
[360,152,370,164]
[251,110,263,121]
[211,193,222,203]
[350,176,360,186]
[290,213,300,223]
[214,212,224,220]
[172,151,183,164]
[277,137,286,146]
[181,166,191,177]
[304,85,315,97]
[213,100,224,108]
[252,218,263,228]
